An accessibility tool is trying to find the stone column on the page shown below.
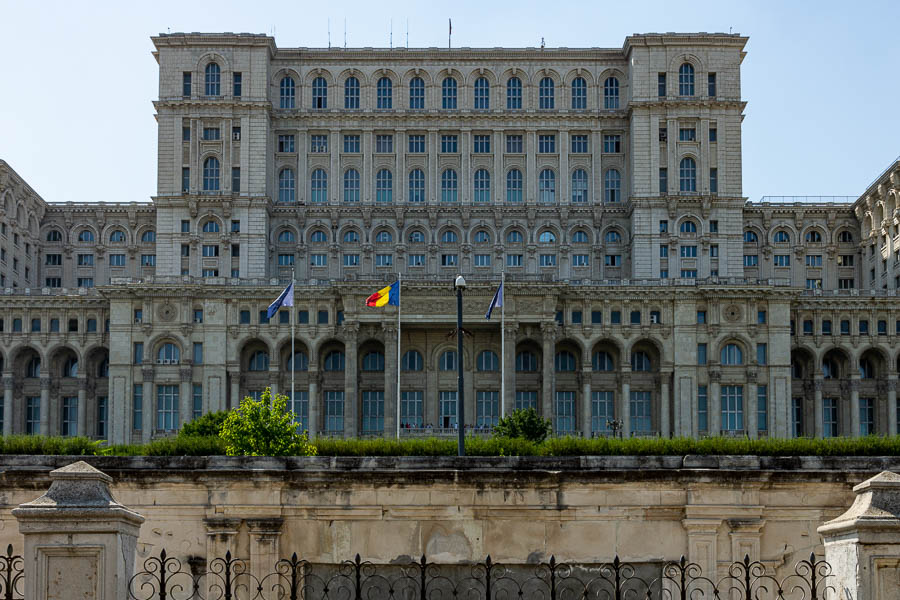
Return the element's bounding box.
[180,367,192,430]
[814,377,824,438]
[141,368,154,441]
[3,376,13,436]
[269,368,279,397]
[247,518,284,586]
[540,322,556,424]
[581,365,592,437]
[13,461,144,600]
[709,370,721,436]
[621,371,631,435]
[681,518,719,591]
[747,373,758,438]
[659,372,671,437]
[503,322,517,418]
[40,377,50,436]
[888,376,898,436]
[383,322,397,436]
[228,367,240,411]
[308,366,319,438]
[204,517,242,562]
[817,471,900,600]
[344,334,358,438]
[850,376,861,437]
[77,376,87,438]
[728,519,765,564]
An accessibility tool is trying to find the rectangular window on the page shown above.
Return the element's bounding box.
[721,385,744,433]
[860,398,875,436]
[823,398,839,438]
[659,246,668,258]
[605,255,621,267]
[555,391,576,434]
[473,134,491,153]
[539,254,557,267]
[87,318,97,332]
[202,245,219,257]
[26,397,40,434]
[310,134,328,153]
[602,134,621,153]
[375,254,393,267]
[792,397,804,437]
[630,310,641,324]
[572,254,589,267]
[806,279,823,290]
[630,391,652,434]
[697,385,708,433]
[538,135,556,153]
[286,390,309,432]
[659,169,668,195]
[590,391,614,434]
[190,384,203,421]
[822,319,832,335]
[839,278,856,289]
[474,254,491,267]
[233,72,242,97]
[476,391,500,428]
[439,391,458,428]
[679,128,696,142]
[77,278,94,288]
[515,391,537,412]
[361,391,385,434]
[232,126,241,141]
[340,254,358,267]
[658,73,666,97]
[182,72,192,96]
[680,245,697,258]
[774,255,790,267]
[803,319,813,335]
[141,255,156,267]
[317,309,329,324]
[610,310,621,324]
[757,385,768,433]
[570,134,589,153]
[324,391,345,434]
[757,343,767,365]
[709,168,718,194]
[806,255,823,267]
[571,310,583,325]
[878,320,887,335]
[505,134,523,153]
[297,310,309,324]
[408,254,425,267]
[744,255,759,267]
[681,269,697,278]
[400,391,424,428]
[192,342,203,365]
[837,255,855,267]
[30,318,40,332]
[441,254,458,267]
[104,253,126,268]
[407,134,425,153]
[182,167,190,192]
[506,254,523,267]
[12,318,21,332]
[45,254,62,266]
[343,134,361,153]
[49,318,59,332]
[277,134,295,153]
[61,397,78,437]
[840,319,851,335]
[231,167,240,193]
[375,135,394,153]
[697,310,706,324]
[310,254,327,267]
[708,73,716,97]
[77,254,94,266]
[201,269,219,277]
[202,127,220,141]
[696,343,707,365]
[182,126,191,142]
[709,128,718,142]
[277,254,295,266]
[859,319,869,335]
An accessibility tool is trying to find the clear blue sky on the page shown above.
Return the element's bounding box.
[1,0,897,204]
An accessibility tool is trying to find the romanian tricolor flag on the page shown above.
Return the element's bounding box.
[365,281,400,307]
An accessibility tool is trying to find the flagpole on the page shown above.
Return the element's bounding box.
[291,268,295,423]
[500,269,505,419]
[396,272,401,439]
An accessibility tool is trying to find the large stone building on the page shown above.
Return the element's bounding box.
[0,32,898,445]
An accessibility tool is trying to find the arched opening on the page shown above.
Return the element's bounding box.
[554,340,582,435]
[590,340,620,436]
[514,340,542,416]
[87,347,110,438]
[319,340,347,435]
[358,340,386,435]
[629,340,661,436]
[278,340,311,432]
[240,339,271,402]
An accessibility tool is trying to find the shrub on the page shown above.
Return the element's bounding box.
[492,408,553,443]
[179,411,229,438]
[219,388,317,457]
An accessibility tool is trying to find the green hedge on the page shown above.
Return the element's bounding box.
[4,434,900,457]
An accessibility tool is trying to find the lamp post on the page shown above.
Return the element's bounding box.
[454,274,466,457]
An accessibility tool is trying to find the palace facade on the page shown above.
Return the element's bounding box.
[1,32,898,444]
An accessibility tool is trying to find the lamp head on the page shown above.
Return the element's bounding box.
[454,275,467,290]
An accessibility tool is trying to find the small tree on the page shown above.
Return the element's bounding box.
[179,410,229,438]
[492,408,553,443]
[219,388,317,456]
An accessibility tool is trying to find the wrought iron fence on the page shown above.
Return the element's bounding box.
[0,545,23,600]
[127,549,833,600]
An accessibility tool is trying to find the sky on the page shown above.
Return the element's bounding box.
[0,0,897,204]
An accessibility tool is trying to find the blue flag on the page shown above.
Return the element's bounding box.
[485,282,503,320]
[267,282,294,319]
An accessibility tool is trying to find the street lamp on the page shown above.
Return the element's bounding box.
[454,275,466,457]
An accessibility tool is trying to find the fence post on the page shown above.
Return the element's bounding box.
[12,460,144,600]
[817,470,900,600]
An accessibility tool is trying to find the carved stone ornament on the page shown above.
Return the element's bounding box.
[724,304,742,323]
[157,303,177,322]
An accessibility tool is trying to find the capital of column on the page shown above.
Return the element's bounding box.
[40,377,51,390]
[246,517,284,541]
[204,517,242,539]
[77,377,89,391]
[2,376,13,388]
[180,367,192,382]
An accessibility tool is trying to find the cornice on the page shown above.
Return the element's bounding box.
[42,202,154,215]
[268,109,629,124]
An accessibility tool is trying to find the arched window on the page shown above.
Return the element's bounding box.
[361,351,385,372]
[311,76,327,109]
[678,63,695,96]
[141,230,156,243]
[805,230,823,243]
[604,76,619,109]
[26,357,40,378]
[408,169,425,203]
[571,76,587,109]
[539,77,555,109]
[572,231,589,244]
[278,230,296,243]
[679,157,696,192]
[310,230,328,244]
[344,76,360,109]
[555,351,576,372]
[823,358,838,379]
[439,351,457,371]
[280,76,296,109]
[604,169,621,203]
[631,351,651,372]
[571,169,588,203]
[409,231,425,243]
[506,77,522,109]
[375,169,393,203]
[605,230,622,244]
[310,169,328,203]
[477,350,499,371]
[342,230,359,243]
[46,230,62,242]
[376,77,393,109]
[441,230,459,243]
[838,231,854,243]
[773,230,791,243]
[743,230,758,244]
[441,77,457,109]
[859,358,875,379]
[109,230,125,243]
[409,77,425,109]
[248,350,269,372]
[323,351,345,371]
[375,231,393,243]
[202,220,220,233]
[473,169,490,203]
[507,230,524,244]
[538,169,556,203]
[62,357,78,378]
[278,168,295,203]
[680,220,698,234]
[203,157,220,191]
[204,63,220,96]
[721,343,743,365]
[515,351,538,372]
[78,230,95,242]
[343,169,360,203]
[538,231,557,244]
[287,351,308,372]
[157,343,180,364]
[506,169,523,203]
[441,169,458,203]
[474,230,491,244]
[474,77,490,110]
[402,350,423,371]
[592,351,614,371]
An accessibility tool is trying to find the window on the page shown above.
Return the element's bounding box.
[602,76,619,109]
[506,254,523,267]
[838,231,854,243]
[679,157,696,192]
[539,231,557,244]
[660,245,669,258]
[409,231,425,244]
[440,135,458,153]
[202,127,220,141]
[361,351,385,372]
[473,169,491,203]
[744,255,759,267]
[473,134,491,153]
[806,255,823,267]
[538,169,556,203]
[805,230,823,243]
[376,77,393,109]
[375,169,393,203]
[820,397,839,438]
[202,245,219,257]
[87,318,97,333]
[507,77,522,109]
[408,254,425,267]
[341,254,358,267]
[678,63,694,96]
[605,255,622,267]
[539,254,557,267]
[507,230,524,244]
[408,76,425,109]
[440,77,458,109]
[505,134,523,153]
[859,319,870,335]
[343,169,360,203]
[344,76,360,108]
[311,76,327,109]
[604,169,621,203]
[204,63,220,96]
[721,386,744,432]
[401,350,423,372]
[376,134,394,153]
[555,391,576,434]
[441,169,458,203]
[822,319,832,335]
[679,127,696,142]
[233,72,242,97]
[156,385,179,432]
[631,351,651,372]
[78,230,94,242]
[202,156,220,191]
[45,278,61,288]
[538,134,556,153]
[571,134,588,153]
[680,245,697,258]
[182,71,192,96]
[375,254,393,267]
[77,278,93,288]
[513,391,537,412]
[879,319,888,335]
[630,391,652,434]
[439,350,458,371]
[709,128,717,142]
[46,254,62,266]
[604,231,621,244]
[837,255,855,267]
[61,397,78,436]
[565,169,589,204]
[774,255,790,267]
[539,77,554,109]
[441,254,458,267]
[806,278,823,290]
[696,385,708,432]
[343,134,360,153]
[774,230,791,243]
[279,76,296,108]
[309,169,328,203]
[141,255,156,267]
[697,310,707,324]
[709,168,718,194]
[758,310,767,324]
[744,230,759,244]
[277,134,295,153]
[697,343,707,365]
[408,134,425,153]
[472,76,490,109]
[310,230,328,243]
[721,343,743,365]
[193,342,203,365]
[157,343,180,364]
[602,134,621,153]
[707,73,716,97]
[506,169,523,203]
[310,134,328,153]
[860,398,875,436]
[757,343,767,365]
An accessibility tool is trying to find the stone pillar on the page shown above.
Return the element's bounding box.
[503,322,517,418]
[308,367,319,438]
[228,367,240,411]
[13,461,144,600]
[141,369,154,441]
[814,377,824,438]
[817,471,900,600]
[682,518,719,590]
[709,370,721,436]
[180,367,192,430]
[621,372,631,435]
[40,377,50,436]
[77,376,88,438]
[540,322,556,423]
[269,369,279,397]
[850,377,861,437]
[747,376,758,438]
[383,323,397,436]
[3,376,12,436]
[728,519,764,564]
[888,376,898,436]
[247,518,284,585]
[204,517,242,561]
[660,372,670,437]
[345,334,359,438]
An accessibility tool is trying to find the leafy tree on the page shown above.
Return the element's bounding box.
[219,388,317,456]
[179,411,229,438]
[492,408,553,443]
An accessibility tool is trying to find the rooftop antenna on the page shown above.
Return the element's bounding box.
[390,18,393,49]
[541,37,545,49]
[406,18,408,48]
[344,18,347,49]
[328,18,331,48]
[167,26,171,34]
[729,26,733,34]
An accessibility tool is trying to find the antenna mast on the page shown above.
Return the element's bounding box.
[328,18,331,48]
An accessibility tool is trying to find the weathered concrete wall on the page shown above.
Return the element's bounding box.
[1,455,896,582]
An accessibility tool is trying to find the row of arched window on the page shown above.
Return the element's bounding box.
[274,167,623,204]
[20,356,109,379]
[271,73,622,111]
[46,229,155,244]
[743,229,855,245]
[275,227,618,246]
